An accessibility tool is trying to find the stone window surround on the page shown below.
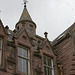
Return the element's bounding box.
[0,37,3,65]
[0,34,7,72]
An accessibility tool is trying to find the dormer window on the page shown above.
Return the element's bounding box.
[44,55,54,75]
[0,37,3,64]
[30,24,33,32]
[18,45,30,74]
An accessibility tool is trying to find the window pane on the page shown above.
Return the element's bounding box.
[48,68,50,75]
[46,57,48,65]
[22,49,27,58]
[18,46,30,74]
[44,55,54,75]
[50,68,52,75]
[44,56,48,65]
[0,51,2,64]
[48,57,52,67]
[50,59,52,67]
[48,68,52,75]
[0,38,2,49]
[18,47,22,56]
[30,24,33,32]
[22,59,27,73]
[28,51,30,59]
[18,57,22,72]
[44,56,46,65]
[28,60,30,74]
[47,67,49,75]
[44,66,46,75]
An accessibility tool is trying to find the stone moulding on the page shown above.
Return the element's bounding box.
[33,50,42,58]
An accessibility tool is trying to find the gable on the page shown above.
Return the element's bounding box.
[42,40,54,56]
[0,20,6,35]
[17,29,31,46]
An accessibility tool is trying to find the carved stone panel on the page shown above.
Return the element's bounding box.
[7,62,15,74]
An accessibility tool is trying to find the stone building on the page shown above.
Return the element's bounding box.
[52,23,75,75]
[1,2,75,75]
[0,5,57,75]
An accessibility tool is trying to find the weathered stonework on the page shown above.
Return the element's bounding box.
[0,6,57,75]
[1,3,75,75]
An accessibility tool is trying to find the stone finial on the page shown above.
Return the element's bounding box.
[44,32,48,38]
[5,25,9,29]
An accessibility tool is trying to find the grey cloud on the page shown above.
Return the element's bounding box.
[0,0,75,41]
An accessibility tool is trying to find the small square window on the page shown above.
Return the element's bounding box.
[30,24,33,32]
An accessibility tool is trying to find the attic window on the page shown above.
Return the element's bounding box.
[30,24,33,32]
[33,40,37,50]
[17,26,19,30]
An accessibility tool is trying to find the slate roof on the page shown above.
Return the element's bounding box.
[52,22,75,46]
[19,7,32,21]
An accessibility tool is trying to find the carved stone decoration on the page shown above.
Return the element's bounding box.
[46,45,50,50]
[7,62,15,74]
[8,63,13,70]
[7,40,16,48]
[9,47,15,59]
[33,56,42,73]
[22,35,27,41]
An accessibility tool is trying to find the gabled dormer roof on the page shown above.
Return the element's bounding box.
[19,7,32,21]
[0,19,6,34]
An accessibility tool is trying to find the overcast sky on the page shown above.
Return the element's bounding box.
[0,0,75,41]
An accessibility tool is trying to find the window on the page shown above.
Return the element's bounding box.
[44,55,54,75]
[17,26,19,30]
[30,24,33,32]
[0,37,2,65]
[18,46,30,74]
